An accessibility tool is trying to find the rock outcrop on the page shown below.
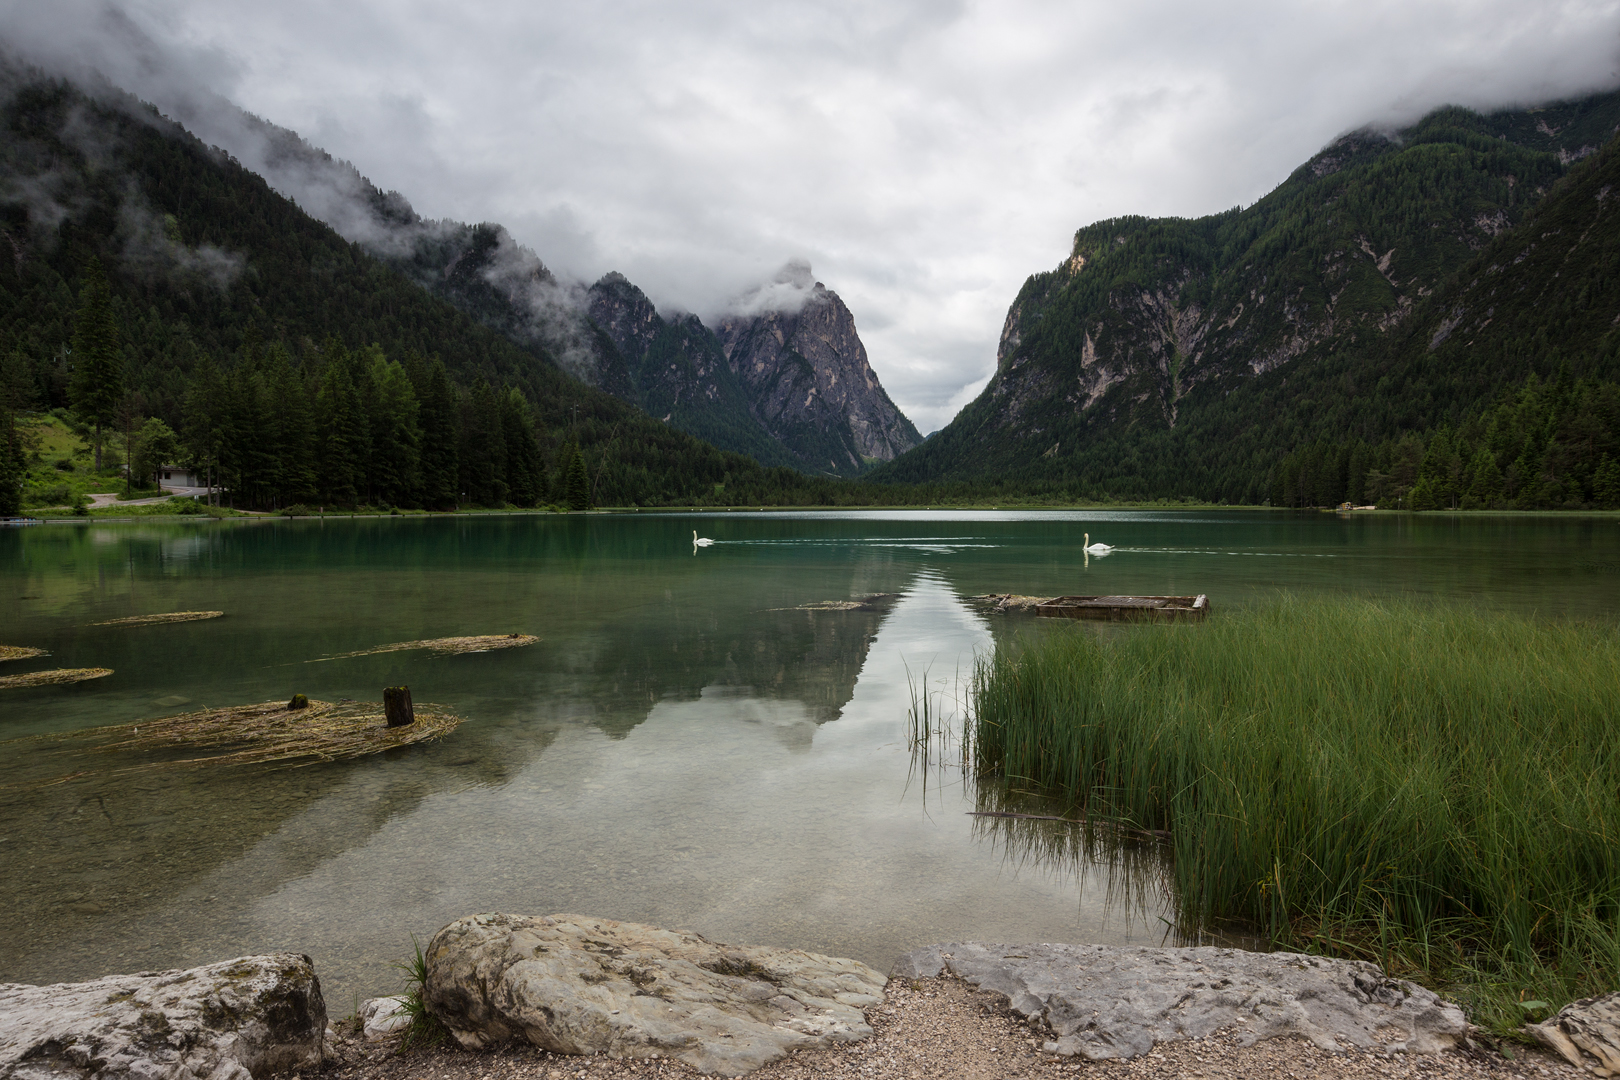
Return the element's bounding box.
[423,913,886,1076]
[587,266,921,476]
[714,265,922,473]
[892,942,1467,1061]
[585,275,801,470]
[0,953,326,1080]
[1527,991,1620,1074]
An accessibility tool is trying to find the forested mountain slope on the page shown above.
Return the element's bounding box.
[872,90,1620,502]
[0,70,833,507]
[167,102,915,475]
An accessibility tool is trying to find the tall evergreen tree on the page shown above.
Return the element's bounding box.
[315,347,364,506]
[68,258,125,469]
[564,443,590,511]
[0,351,32,516]
[367,351,421,506]
[458,378,505,506]
[416,359,459,510]
[500,388,543,507]
[266,344,318,506]
[182,353,226,503]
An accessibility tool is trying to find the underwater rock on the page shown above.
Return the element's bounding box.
[892,942,1467,1060]
[424,913,885,1076]
[0,953,326,1080]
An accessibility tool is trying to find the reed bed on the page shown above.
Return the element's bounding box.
[93,611,223,627]
[0,646,47,662]
[312,634,538,661]
[968,594,1620,1029]
[0,667,112,689]
[90,698,464,767]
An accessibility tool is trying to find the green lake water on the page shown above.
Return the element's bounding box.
[1,508,1616,1006]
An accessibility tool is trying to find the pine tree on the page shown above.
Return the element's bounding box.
[316,351,363,507]
[182,354,226,504]
[1595,454,1620,509]
[417,360,459,510]
[367,351,421,507]
[459,378,505,506]
[500,388,543,507]
[130,417,180,490]
[0,351,31,516]
[565,443,590,511]
[266,344,318,506]
[68,258,125,469]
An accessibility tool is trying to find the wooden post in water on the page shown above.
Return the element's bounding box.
[384,686,415,727]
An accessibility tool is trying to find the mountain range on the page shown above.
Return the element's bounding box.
[871,89,1620,502]
[183,105,919,477]
[5,52,1620,508]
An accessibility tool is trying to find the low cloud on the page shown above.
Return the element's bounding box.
[117,194,243,290]
[721,258,824,319]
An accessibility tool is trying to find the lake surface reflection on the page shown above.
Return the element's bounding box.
[1,509,1615,1004]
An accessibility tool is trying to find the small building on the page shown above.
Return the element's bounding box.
[158,464,204,488]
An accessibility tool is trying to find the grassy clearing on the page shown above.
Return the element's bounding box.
[968,594,1620,1031]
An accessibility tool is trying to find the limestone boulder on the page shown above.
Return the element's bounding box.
[1527,991,1620,1075]
[893,942,1467,1060]
[423,913,885,1076]
[0,953,326,1080]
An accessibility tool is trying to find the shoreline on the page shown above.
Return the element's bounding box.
[317,974,1581,1080]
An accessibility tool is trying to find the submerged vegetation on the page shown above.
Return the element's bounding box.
[968,595,1620,1030]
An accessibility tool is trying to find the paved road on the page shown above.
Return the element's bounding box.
[86,487,211,508]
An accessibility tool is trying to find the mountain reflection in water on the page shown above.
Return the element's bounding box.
[0,517,1181,1005]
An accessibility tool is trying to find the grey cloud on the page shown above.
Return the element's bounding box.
[720,258,824,319]
[5,0,1620,434]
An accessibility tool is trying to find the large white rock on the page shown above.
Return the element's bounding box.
[357,996,412,1042]
[892,942,1467,1060]
[423,913,885,1076]
[0,953,326,1080]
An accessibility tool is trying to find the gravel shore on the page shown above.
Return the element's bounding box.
[313,974,1582,1080]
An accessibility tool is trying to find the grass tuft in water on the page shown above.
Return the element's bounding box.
[968,593,1620,1031]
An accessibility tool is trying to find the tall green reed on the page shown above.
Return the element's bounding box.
[968,594,1620,1027]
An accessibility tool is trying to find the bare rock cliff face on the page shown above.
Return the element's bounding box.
[714,284,922,473]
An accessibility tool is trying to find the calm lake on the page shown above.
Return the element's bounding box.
[2,508,1616,1006]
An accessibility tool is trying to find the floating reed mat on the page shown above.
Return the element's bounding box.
[0,667,112,690]
[93,611,224,627]
[0,645,47,662]
[311,634,538,661]
[88,698,465,768]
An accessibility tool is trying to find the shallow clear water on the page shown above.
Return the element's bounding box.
[1,509,1616,1005]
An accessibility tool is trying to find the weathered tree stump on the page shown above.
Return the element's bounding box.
[287,693,309,710]
[383,686,414,727]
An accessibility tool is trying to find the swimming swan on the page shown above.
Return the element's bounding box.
[1083,532,1113,555]
[693,530,715,548]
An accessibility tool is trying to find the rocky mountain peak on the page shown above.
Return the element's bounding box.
[713,266,921,472]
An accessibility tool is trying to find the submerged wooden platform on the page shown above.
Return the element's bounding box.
[1035,594,1208,622]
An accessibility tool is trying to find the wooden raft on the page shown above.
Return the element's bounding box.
[1035,594,1209,622]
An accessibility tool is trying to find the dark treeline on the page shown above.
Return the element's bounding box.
[1271,370,1620,509]
[180,331,551,510]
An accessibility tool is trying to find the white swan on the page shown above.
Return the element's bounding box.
[693,530,715,548]
[1083,532,1113,555]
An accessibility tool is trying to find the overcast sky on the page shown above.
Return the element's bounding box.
[7,1,1620,432]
